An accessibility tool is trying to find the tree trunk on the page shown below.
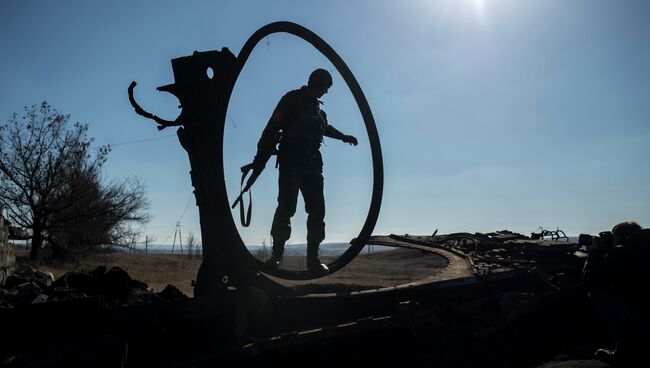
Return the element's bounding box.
[51,241,65,264]
[29,229,43,261]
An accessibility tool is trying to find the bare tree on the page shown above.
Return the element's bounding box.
[0,102,149,261]
[186,231,197,259]
[46,171,149,260]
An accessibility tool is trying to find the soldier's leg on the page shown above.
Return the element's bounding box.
[270,168,299,261]
[301,172,327,271]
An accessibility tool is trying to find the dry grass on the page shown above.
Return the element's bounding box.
[268,249,448,290]
[17,248,448,296]
[18,251,202,296]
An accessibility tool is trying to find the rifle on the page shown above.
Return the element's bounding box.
[231,132,281,226]
[230,161,261,210]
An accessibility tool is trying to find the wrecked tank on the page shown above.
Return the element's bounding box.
[1,22,612,368]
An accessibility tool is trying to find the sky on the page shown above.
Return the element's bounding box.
[1,0,649,248]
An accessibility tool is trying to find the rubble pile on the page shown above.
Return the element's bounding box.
[397,229,582,278]
[0,264,188,309]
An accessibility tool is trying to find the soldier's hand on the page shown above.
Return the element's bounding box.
[251,152,268,171]
[342,135,358,146]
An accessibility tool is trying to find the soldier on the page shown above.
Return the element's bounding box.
[253,69,358,272]
[583,221,650,365]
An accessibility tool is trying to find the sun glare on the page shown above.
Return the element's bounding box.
[413,0,491,28]
[472,0,487,25]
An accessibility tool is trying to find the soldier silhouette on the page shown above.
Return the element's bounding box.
[582,221,650,365]
[253,69,358,272]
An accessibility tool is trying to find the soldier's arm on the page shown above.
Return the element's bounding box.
[256,94,293,154]
[323,124,346,140]
[251,94,295,170]
[321,110,357,145]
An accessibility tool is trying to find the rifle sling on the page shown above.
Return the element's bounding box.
[238,165,253,227]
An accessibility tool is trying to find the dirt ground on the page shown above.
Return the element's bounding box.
[268,248,449,290]
[17,248,448,296]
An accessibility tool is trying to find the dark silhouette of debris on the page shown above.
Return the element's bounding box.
[1,265,187,309]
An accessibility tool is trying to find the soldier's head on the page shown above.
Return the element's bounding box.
[308,68,333,98]
[612,220,642,244]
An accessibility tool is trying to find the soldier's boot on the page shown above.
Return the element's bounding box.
[266,242,284,269]
[306,243,329,273]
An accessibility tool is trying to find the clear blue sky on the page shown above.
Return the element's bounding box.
[1,0,649,247]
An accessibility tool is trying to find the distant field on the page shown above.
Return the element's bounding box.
[269,249,449,292]
[15,248,449,296]
[16,250,203,296]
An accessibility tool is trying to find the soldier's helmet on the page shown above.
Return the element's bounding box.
[308,69,333,89]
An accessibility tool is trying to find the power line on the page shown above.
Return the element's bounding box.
[159,227,176,247]
[227,113,238,128]
[177,192,194,223]
[108,134,176,147]
[158,192,194,246]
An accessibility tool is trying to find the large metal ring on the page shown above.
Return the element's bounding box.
[230,22,383,280]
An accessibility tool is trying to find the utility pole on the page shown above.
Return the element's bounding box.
[171,222,183,254]
[145,234,149,254]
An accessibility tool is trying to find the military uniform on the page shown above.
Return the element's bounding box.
[256,86,347,261]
